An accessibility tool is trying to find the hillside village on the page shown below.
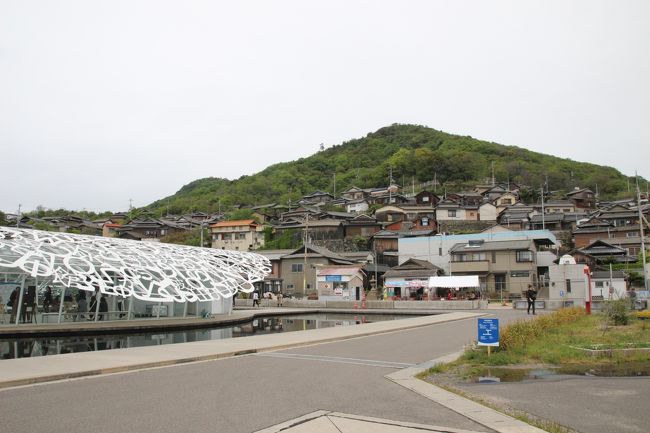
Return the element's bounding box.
[6,180,649,307]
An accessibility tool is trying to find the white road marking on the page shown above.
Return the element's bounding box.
[254,352,415,369]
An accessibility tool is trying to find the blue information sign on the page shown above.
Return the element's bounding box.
[325,275,342,282]
[477,318,499,347]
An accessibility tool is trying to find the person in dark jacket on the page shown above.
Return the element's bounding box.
[9,287,19,323]
[526,284,537,315]
[43,286,53,313]
[98,296,108,321]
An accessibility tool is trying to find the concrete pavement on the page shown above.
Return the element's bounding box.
[0,311,481,389]
[2,308,631,433]
[0,311,497,433]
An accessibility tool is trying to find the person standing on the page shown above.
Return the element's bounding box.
[99,296,108,320]
[252,291,260,307]
[9,287,19,323]
[77,292,87,320]
[628,288,637,309]
[277,292,283,307]
[43,286,53,313]
[526,284,537,315]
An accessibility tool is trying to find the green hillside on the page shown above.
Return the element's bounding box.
[146,124,638,215]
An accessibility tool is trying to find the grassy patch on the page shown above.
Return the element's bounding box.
[419,307,649,432]
[459,307,650,366]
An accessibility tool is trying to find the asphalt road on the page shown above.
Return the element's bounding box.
[456,375,650,433]
[0,311,510,433]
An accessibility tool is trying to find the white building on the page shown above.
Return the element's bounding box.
[591,270,627,300]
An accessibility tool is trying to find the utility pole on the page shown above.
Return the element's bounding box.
[373,240,379,294]
[16,204,21,228]
[128,198,133,211]
[333,173,336,197]
[541,186,546,230]
[302,214,309,298]
[635,172,648,291]
[491,161,495,187]
[389,167,393,203]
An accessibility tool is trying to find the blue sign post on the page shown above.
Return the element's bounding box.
[478,318,499,355]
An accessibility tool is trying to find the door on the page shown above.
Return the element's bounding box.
[494,274,507,295]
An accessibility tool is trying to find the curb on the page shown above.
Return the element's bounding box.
[386,352,547,433]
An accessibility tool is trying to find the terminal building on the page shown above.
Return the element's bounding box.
[0,227,269,326]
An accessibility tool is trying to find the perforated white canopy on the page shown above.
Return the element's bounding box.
[0,227,270,302]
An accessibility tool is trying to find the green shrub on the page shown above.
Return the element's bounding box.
[602,299,629,326]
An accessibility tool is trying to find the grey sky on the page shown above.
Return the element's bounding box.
[1,0,649,213]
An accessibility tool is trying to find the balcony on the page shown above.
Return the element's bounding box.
[450,260,489,274]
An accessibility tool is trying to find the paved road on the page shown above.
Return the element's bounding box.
[0,311,526,433]
[456,375,650,433]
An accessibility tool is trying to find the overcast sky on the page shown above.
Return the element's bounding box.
[1,1,648,214]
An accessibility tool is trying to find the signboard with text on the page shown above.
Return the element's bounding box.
[477,318,499,347]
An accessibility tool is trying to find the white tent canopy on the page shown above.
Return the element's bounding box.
[428,275,479,288]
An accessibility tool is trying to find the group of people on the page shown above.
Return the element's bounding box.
[251,291,284,307]
[3,286,120,323]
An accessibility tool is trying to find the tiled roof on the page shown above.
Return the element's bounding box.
[210,219,257,228]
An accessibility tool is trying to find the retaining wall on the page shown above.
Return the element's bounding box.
[237,299,487,310]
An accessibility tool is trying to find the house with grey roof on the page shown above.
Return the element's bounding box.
[449,239,544,298]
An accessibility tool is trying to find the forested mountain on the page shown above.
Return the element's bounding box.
[146,124,638,215]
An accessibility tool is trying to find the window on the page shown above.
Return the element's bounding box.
[291,264,303,273]
[491,251,496,263]
[448,210,457,217]
[286,284,294,289]
[566,279,572,293]
[452,254,467,262]
[438,247,443,256]
[472,252,486,261]
[626,232,640,238]
[516,250,533,262]
[422,217,429,226]
[422,196,430,202]
[236,233,247,240]
[595,281,604,288]
[501,198,513,205]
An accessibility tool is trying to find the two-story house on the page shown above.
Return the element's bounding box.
[279,244,355,297]
[566,188,596,210]
[449,239,540,298]
[415,191,440,207]
[343,214,382,240]
[210,219,265,251]
[493,192,519,214]
[544,200,577,214]
[435,199,466,221]
[115,217,186,241]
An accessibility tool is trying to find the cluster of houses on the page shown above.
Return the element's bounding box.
[7,182,648,306]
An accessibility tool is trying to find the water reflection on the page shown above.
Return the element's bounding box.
[0,313,407,359]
